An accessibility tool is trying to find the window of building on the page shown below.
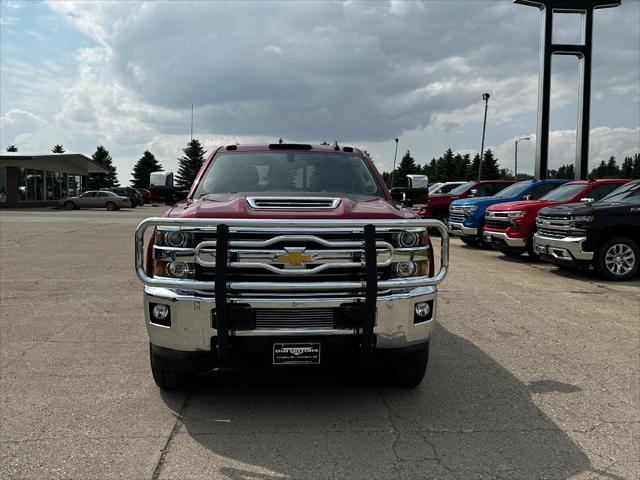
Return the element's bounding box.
[18,169,69,201]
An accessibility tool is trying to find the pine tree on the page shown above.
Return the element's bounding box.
[392,150,419,187]
[632,153,640,179]
[455,154,470,181]
[51,144,65,153]
[467,154,480,180]
[131,150,163,189]
[620,156,633,178]
[5,145,18,152]
[555,164,575,179]
[480,149,500,180]
[88,145,119,189]
[605,156,619,178]
[176,139,207,189]
[590,160,607,179]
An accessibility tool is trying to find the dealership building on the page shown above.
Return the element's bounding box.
[0,154,108,208]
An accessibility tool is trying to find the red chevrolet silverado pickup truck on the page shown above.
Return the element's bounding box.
[135,144,449,390]
[418,180,513,222]
[483,179,630,257]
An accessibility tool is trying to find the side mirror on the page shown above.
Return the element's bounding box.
[390,191,407,203]
[406,174,428,189]
[580,197,594,203]
[467,189,478,198]
[522,194,531,201]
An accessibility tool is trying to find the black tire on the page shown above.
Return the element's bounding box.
[525,235,538,259]
[382,343,430,388]
[150,345,194,390]
[594,237,639,281]
[501,248,524,258]
[460,237,477,246]
[64,201,76,210]
[105,201,117,211]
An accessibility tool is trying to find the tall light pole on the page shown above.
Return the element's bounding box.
[478,92,490,181]
[514,136,530,181]
[390,138,399,188]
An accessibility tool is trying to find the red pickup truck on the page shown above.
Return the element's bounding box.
[483,179,630,257]
[418,180,513,222]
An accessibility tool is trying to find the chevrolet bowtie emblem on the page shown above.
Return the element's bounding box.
[274,248,316,267]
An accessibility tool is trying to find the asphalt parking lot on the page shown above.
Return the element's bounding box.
[1,207,638,480]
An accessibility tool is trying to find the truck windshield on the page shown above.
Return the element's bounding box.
[600,181,640,203]
[449,181,475,195]
[194,152,382,197]
[494,181,533,198]
[540,183,586,202]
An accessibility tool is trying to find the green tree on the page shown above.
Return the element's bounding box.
[392,150,419,187]
[434,149,456,182]
[590,160,607,179]
[5,145,18,152]
[88,145,119,189]
[555,164,575,179]
[467,154,480,181]
[604,156,620,178]
[632,153,640,179]
[455,153,470,181]
[131,150,163,189]
[480,149,500,180]
[51,144,65,153]
[176,139,207,189]
[620,156,634,178]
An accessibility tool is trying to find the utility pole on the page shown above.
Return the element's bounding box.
[515,137,530,181]
[390,138,399,189]
[478,93,490,181]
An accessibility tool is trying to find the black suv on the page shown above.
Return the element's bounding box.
[533,180,639,281]
[103,187,142,207]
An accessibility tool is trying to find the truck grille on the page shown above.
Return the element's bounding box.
[255,308,335,329]
[246,197,340,209]
[449,206,466,223]
[536,214,571,238]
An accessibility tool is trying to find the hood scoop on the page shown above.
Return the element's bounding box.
[246,196,341,209]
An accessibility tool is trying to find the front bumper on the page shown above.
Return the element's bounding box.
[144,285,438,352]
[448,221,478,237]
[532,233,594,262]
[483,230,527,248]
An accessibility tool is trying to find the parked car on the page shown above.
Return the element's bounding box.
[418,180,514,222]
[483,179,630,257]
[134,143,450,390]
[61,191,131,211]
[103,187,142,207]
[135,188,151,205]
[428,181,466,195]
[533,179,640,281]
[449,179,570,246]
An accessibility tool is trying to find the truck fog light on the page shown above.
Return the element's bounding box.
[167,261,190,278]
[152,304,170,320]
[415,302,431,318]
[394,261,417,277]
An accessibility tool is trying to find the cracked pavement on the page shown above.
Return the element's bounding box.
[1,207,638,479]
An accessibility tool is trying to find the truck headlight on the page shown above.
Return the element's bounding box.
[569,215,593,228]
[394,231,428,248]
[506,211,525,218]
[164,230,193,247]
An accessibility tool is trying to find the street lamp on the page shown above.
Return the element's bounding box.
[390,138,399,188]
[478,93,490,180]
[514,137,530,181]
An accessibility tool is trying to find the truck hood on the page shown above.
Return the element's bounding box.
[486,199,553,212]
[539,200,635,217]
[167,193,415,219]
[451,196,511,209]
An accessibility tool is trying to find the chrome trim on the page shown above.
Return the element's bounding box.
[533,232,594,261]
[246,196,341,209]
[448,222,478,236]
[483,231,527,248]
[135,217,449,291]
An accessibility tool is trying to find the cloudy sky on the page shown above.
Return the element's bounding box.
[1,0,638,184]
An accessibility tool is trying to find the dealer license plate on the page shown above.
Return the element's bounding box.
[273,343,321,365]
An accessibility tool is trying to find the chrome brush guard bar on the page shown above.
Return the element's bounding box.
[135,217,449,292]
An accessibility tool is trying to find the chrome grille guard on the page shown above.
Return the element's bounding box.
[135,217,449,292]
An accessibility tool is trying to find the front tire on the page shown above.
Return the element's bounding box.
[381,343,430,388]
[594,237,639,281]
[64,201,76,210]
[150,345,194,390]
[105,201,117,211]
